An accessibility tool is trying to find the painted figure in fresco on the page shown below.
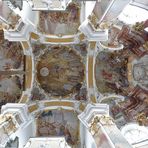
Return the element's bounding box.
[68,3,79,22]
[41,110,53,117]
[58,125,65,136]
[64,126,75,145]
[37,110,78,145]
[101,69,112,81]
[105,81,122,94]
[57,124,75,145]
[38,2,80,34]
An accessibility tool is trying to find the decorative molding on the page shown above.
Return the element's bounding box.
[79,20,108,41]
[78,103,109,128]
[24,137,71,148]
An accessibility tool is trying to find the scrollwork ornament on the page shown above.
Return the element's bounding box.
[89,115,114,135]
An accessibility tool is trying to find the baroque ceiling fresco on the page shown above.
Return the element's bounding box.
[0,0,148,147]
[36,45,85,98]
[38,2,80,35]
[96,20,148,128]
[36,109,79,146]
[0,30,24,107]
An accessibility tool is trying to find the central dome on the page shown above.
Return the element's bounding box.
[37,45,84,97]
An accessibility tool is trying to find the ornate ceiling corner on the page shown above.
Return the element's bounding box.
[79,19,108,41]
[78,103,109,128]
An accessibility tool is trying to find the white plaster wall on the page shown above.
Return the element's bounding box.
[80,122,85,148]
[85,127,96,148]
[80,2,86,24]
[136,144,148,148]
[12,119,35,148]
[14,1,38,27]
[85,1,96,19]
